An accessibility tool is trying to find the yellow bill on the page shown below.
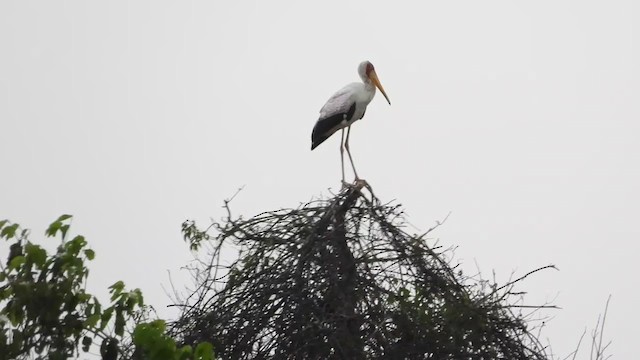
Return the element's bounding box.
[369,70,391,105]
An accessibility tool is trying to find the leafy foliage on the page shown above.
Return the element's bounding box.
[0,216,214,360]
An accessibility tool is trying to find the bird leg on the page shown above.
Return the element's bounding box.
[340,129,348,187]
[344,126,360,180]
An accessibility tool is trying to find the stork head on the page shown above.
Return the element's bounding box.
[358,61,391,105]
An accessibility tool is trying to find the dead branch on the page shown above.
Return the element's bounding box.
[172,188,554,359]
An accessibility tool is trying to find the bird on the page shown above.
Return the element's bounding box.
[311,61,391,185]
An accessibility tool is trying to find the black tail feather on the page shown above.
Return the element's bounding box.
[311,132,330,150]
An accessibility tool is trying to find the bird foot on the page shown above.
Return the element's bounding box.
[341,178,368,191]
[339,178,378,203]
[354,178,368,188]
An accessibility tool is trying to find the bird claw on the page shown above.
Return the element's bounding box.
[339,178,378,204]
[354,178,367,187]
[341,178,368,191]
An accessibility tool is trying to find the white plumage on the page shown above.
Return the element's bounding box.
[311,61,391,185]
[319,83,371,124]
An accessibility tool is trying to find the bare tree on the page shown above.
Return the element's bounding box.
[172,186,555,359]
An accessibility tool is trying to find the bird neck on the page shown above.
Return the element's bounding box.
[359,71,369,83]
[363,80,375,91]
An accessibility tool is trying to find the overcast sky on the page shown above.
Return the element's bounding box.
[1,1,638,358]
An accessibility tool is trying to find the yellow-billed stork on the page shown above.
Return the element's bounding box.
[311,60,391,184]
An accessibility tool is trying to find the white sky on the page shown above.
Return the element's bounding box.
[1,1,638,358]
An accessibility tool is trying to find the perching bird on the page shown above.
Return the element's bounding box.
[311,60,391,185]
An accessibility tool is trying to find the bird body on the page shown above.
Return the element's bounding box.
[311,61,390,183]
[319,82,374,122]
[311,82,373,149]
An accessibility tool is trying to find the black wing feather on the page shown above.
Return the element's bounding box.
[311,103,356,150]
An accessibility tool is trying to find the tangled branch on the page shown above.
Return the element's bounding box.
[173,187,553,359]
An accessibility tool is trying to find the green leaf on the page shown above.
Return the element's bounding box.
[25,243,47,268]
[133,321,164,347]
[0,220,7,231]
[109,281,125,300]
[60,224,70,239]
[110,280,125,291]
[194,342,214,360]
[46,215,72,239]
[56,214,73,222]
[150,319,166,332]
[8,307,25,326]
[1,223,19,239]
[8,255,26,271]
[136,288,144,307]
[177,345,193,360]
[0,286,13,300]
[78,291,91,303]
[100,307,113,330]
[84,249,95,260]
[45,221,62,237]
[126,288,144,309]
[84,313,100,328]
[82,336,92,352]
[66,235,87,255]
